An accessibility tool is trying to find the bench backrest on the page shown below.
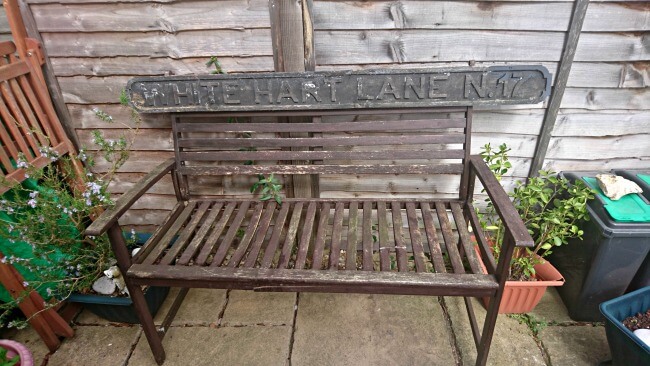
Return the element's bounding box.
[127,67,550,200]
[172,107,471,200]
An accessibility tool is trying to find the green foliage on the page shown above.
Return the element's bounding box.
[478,143,594,281]
[206,56,225,75]
[250,174,283,205]
[0,104,139,329]
[0,347,19,366]
[508,313,548,336]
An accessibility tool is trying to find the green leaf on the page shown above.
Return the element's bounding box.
[553,236,562,246]
[540,243,552,250]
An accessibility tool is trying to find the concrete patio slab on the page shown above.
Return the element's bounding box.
[539,325,610,366]
[444,296,546,366]
[529,288,573,324]
[47,325,140,366]
[128,325,292,366]
[153,288,227,325]
[9,327,51,364]
[291,293,457,366]
[221,290,296,326]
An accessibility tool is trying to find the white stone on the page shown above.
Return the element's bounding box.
[104,266,129,295]
[633,329,650,347]
[131,247,141,257]
[596,174,642,201]
[92,276,116,295]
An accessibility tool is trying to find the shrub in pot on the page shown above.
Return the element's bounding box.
[476,143,594,313]
[0,102,166,327]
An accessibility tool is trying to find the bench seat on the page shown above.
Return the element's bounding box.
[127,198,497,296]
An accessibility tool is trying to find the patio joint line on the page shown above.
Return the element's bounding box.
[123,328,143,366]
[438,296,462,366]
[286,292,300,366]
[216,289,231,327]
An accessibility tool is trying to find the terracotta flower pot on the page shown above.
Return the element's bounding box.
[0,339,33,366]
[474,246,565,314]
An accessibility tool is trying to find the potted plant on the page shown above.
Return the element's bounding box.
[0,100,168,327]
[0,339,32,366]
[476,143,594,313]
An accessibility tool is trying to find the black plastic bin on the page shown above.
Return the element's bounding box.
[547,171,650,322]
[613,170,650,291]
[600,286,650,366]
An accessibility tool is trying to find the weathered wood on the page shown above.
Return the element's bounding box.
[450,202,481,274]
[180,149,466,162]
[260,202,290,268]
[328,202,345,270]
[390,202,408,272]
[176,202,223,266]
[195,201,236,265]
[345,202,359,270]
[243,201,277,268]
[295,201,317,269]
[86,158,175,236]
[130,264,499,296]
[310,202,330,270]
[560,87,650,110]
[362,201,374,271]
[420,202,446,273]
[30,0,270,32]
[377,201,391,271]
[228,202,264,267]
[277,202,303,268]
[210,201,251,267]
[405,202,427,272]
[160,201,210,265]
[530,0,590,177]
[179,164,465,176]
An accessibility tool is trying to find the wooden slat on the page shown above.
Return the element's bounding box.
[361,201,373,271]
[141,202,197,265]
[390,202,408,272]
[435,202,465,274]
[178,134,465,148]
[130,264,499,297]
[277,202,303,269]
[210,201,251,267]
[420,202,446,274]
[180,149,465,162]
[345,201,359,271]
[195,201,237,265]
[450,203,482,274]
[0,60,29,82]
[406,202,427,272]
[0,82,38,157]
[227,202,265,268]
[377,201,391,271]
[16,73,60,145]
[176,202,223,266]
[7,77,48,147]
[159,201,211,265]
[260,202,291,268]
[0,41,16,57]
[132,202,185,264]
[176,119,466,133]
[310,202,330,270]
[464,202,497,275]
[180,164,464,176]
[328,202,345,270]
[243,201,277,268]
[295,201,317,269]
[0,101,19,161]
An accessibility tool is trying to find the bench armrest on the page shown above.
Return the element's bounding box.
[468,155,534,248]
[85,158,176,237]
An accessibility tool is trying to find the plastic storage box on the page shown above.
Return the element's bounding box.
[548,171,650,321]
[600,286,650,366]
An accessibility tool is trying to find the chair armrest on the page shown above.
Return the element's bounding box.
[85,158,176,237]
[468,155,534,248]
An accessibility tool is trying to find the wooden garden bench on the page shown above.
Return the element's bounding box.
[86,68,550,365]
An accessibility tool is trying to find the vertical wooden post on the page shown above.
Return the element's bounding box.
[528,0,589,178]
[269,0,318,198]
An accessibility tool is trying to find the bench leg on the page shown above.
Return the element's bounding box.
[475,294,499,366]
[125,279,166,365]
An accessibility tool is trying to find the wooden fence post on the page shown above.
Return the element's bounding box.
[269,0,318,198]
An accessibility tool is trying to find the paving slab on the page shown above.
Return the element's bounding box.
[48,325,140,366]
[222,290,296,326]
[529,288,574,324]
[292,293,456,366]
[153,288,227,325]
[540,325,610,366]
[129,325,292,365]
[9,327,51,365]
[444,296,546,366]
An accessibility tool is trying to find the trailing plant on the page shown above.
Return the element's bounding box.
[0,96,139,329]
[478,143,594,281]
[0,347,19,366]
